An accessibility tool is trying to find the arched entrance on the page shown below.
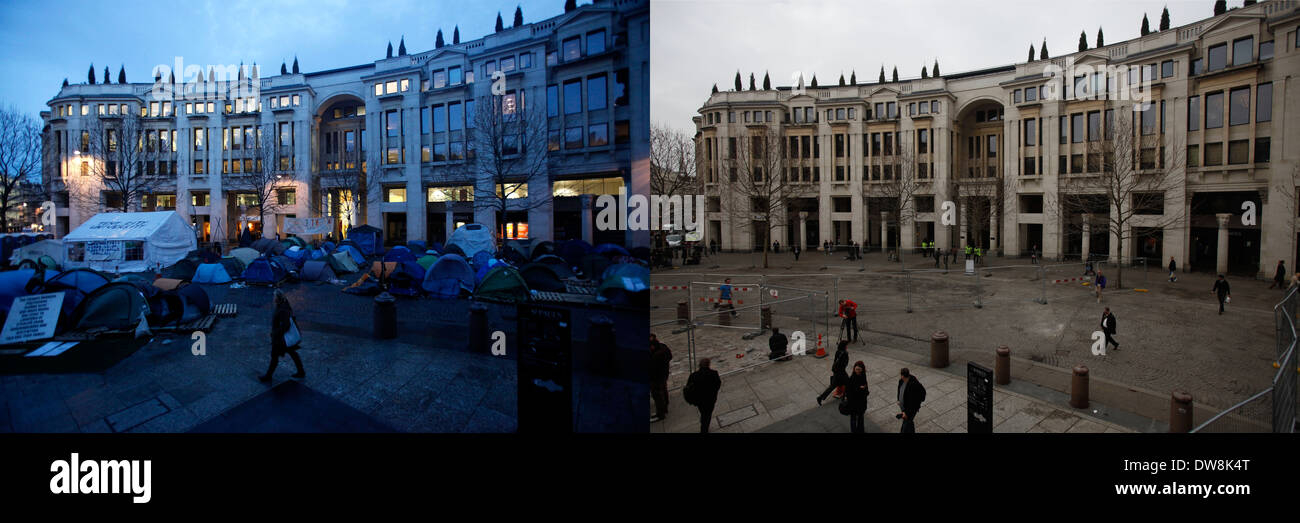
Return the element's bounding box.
[953,100,1005,251]
[315,94,366,239]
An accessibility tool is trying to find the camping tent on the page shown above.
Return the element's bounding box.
[160,258,199,281]
[416,254,439,271]
[338,244,366,265]
[388,261,426,297]
[327,251,359,274]
[498,245,528,267]
[597,263,649,306]
[62,211,197,273]
[242,256,288,285]
[219,257,246,279]
[0,269,36,315]
[229,247,260,267]
[422,254,474,298]
[406,241,426,253]
[594,243,632,259]
[519,263,570,292]
[346,225,383,256]
[384,246,416,264]
[41,268,110,317]
[69,282,151,334]
[446,223,496,259]
[193,263,233,284]
[474,257,502,284]
[474,265,530,303]
[470,250,493,271]
[300,260,337,282]
[529,240,557,261]
[251,237,287,256]
[442,243,465,257]
[580,254,611,280]
[9,239,65,268]
[559,240,592,268]
[283,236,307,249]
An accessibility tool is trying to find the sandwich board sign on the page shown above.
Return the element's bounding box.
[0,293,65,345]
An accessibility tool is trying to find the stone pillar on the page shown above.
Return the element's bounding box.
[798,211,808,249]
[445,211,456,242]
[989,199,999,254]
[1081,214,1091,261]
[959,199,969,248]
[880,211,889,251]
[1216,213,1232,275]
[580,194,595,245]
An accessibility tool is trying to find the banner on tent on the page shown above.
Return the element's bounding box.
[84,240,123,261]
[285,217,332,235]
[0,292,64,344]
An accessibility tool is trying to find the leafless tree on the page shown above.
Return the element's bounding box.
[466,87,552,239]
[650,123,700,246]
[220,124,297,238]
[314,126,375,235]
[0,106,42,232]
[862,141,924,266]
[721,125,804,268]
[70,110,163,216]
[952,174,1009,253]
[1048,106,1187,288]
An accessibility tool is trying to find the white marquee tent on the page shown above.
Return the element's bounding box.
[63,211,197,273]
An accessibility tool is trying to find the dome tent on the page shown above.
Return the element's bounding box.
[41,268,110,317]
[68,282,151,335]
[62,211,197,273]
[422,254,474,298]
[300,260,337,282]
[519,263,569,292]
[416,254,439,271]
[241,256,289,285]
[327,251,359,274]
[529,240,557,261]
[229,247,260,267]
[193,263,233,284]
[338,244,366,265]
[251,237,287,256]
[597,263,649,306]
[384,246,416,264]
[346,224,383,256]
[474,265,530,303]
[446,223,496,259]
[559,240,592,268]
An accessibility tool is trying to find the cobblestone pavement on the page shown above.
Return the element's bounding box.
[652,251,1279,418]
[649,343,1132,433]
[1,273,646,433]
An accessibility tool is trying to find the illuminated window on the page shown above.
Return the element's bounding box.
[498,183,528,199]
[400,78,410,92]
[426,186,474,202]
[375,84,383,96]
[292,95,300,106]
[385,187,407,202]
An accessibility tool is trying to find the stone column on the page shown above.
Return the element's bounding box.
[880,211,889,251]
[580,194,594,245]
[1216,213,1232,275]
[798,211,808,249]
[1081,213,1091,261]
[959,199,969,248]
[989,199,999,254]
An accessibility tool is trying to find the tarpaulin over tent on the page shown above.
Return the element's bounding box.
[327,251,358,274]
[63,211,197,273]
[474,265,529,303]
[9,239,65,268]
[346,225,383,256]
[597,263,649,306]
[422,254,474,298]
[229,248,260,267]
[193,263,233,284]
[446,223,495,259]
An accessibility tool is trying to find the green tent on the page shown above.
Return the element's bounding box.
[474,265,530,303]
[416,254,439,271]
[283,236,307,249]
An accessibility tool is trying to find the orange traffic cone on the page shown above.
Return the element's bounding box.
[814,333,827,358]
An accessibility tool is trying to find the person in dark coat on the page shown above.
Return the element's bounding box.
[845,361,870,433]
[1212,274,1231,314]
[768,327,790,361]
[259,289,305,382]
[816,340,851,405]
[239,226,253,248]
[896,368,926,433]
[793,244,801,261]
[1100,307,1119,352]
[685,358,722,433]
[649,334,672,422]
[1270,260,1287,290]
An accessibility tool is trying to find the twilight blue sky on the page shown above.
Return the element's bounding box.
[0,0,566,117]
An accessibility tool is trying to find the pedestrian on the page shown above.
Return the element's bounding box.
[1084,260,1095,276]
[896,368,926,434]
[1168,257,1178,282]
[1094,270,1106,303]
[845,361,870,433]
[1031,244,1039,265]
[1100,307,1119,352]
[649,333,672,422]
[1270,260,1287,290]
[793,244,801,261]
[838,299,859,343]
[933,247,941,268]
[1212,274,1231,315]
[716,277,738,317]
[816,340,851,405]
[683,358,722,433]
[259,289,305,382]
[768,327,791,362]
[773,240,779,254]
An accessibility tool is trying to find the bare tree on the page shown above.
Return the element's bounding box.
[721,125,803,268]
[1049,106,1186,288]
[650,123,700,245]
[314,125,375,235]
[862,140,924,266]
[467,87,551,239]
[0,106,42,232]
[70,110,163,216]
[952,173,1009,253]
[220,124,297,238]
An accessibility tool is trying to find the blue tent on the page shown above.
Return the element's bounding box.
[242,256,288,286]
[447,223,496,259]
[474,257,502,284]
[388,260,427,297]
[321,241,336,253]
[594,243,632,258]
[346,225,383,256]
[0,269,36,315]
[175,284,212,323]
[43,269,110,316]
[406,241,426,253]
[422,254,474,298]
[338,244,366,265]
[193,263,233,284]
[598,263,649,306]
[559,240,593,268]
[428,241,444,254]
[384,246,416,264]
[470,250,493,271]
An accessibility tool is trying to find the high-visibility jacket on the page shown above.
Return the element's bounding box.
[976,248,983,256]
[965,246,972,254]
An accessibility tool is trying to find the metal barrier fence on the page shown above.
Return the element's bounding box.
[1192,284,1299,433]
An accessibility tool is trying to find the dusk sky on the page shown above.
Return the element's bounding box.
[0,0,564,117]
[653,0,1227,135]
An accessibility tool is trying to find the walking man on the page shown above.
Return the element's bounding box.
[816,340,850,405]
[716,277,738,317]
[1094,270,1107,303]
[793,244,801,262]
[838,299,859,343]
[649,334,672,422]
[1212,274,1231,315]
[896,368,926,434]
[1168,257,1178,283]
[1100,307,1119,352]
[684,358,722,433]
[1270,260,1287,290]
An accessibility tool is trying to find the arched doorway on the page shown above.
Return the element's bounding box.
[315,95,366,239]
[954,100,1005,251]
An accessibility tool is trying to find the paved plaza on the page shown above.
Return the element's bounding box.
[651,249,1283,432]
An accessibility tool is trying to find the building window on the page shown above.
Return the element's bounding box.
[1232,36,1254,66]
[1188,96,1200,131]
[1070,113,1083,143]
[562,80,583,115]
[1260,41,1274,61]
[1207,43,1227,71]
[1161,60,1174,78]
[588,123,609,147]
[546,51,558,66]
[1205,91,1224,129]
[500,56,515,73]
[587,30,606,55]
[918,129,929,154]
[1191,58,1203,75]
[1255,137,1270,163]
[385,187,407,203]
[1140,104,1157,136]
[433,104,447,133]
[1204,142,1222,166]
[400,79,411,91]
[1257,82,1272,122]
[1087,111,1101,141]
[587,74,607,111]
[565,127,583,149]
[1228,86,1250,126]
[1227,140,1249,164]
[562,36,581,61]
[1187,144,1200,168]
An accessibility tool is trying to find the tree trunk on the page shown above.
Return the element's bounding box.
[761,227,769,268]
[1115,236,1124,289]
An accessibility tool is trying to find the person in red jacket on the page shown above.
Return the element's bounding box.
[838,299,859,343]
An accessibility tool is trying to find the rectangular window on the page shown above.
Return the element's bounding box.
[1087,111,1101,141]
[449,102,463,131]
[1257,82,1272,122]
[433,104,447,133]
[520,53,532,70]
[1232,36,1254,66]
[1071,113,1083,143]
[587,74,607,111]
[1228,139,1249,164]
[421,107,430,134]
[1255,137,1270,163]
[1025,87,1036,102]
[433,143,447,162]
[1059,116,1067,144]
[1141,104,1157,136]
[588,123,609,147]
[449,66,463,85]
[1071,154,1083,174]
[1229,86,1250,126]
[1188,96,1200,131]
[987,135,997,158]
[562,37,581,61]
[1025,118,1037,146]
[433,69,448,89]
[464,100,473,129]
[1204,142,1223,166]
[1161,60,1174,78]
[1205,91,1224,129]
[1187,144,1200,167]
[400,78,410,92]
[1192,58,1203,76]
[563,80,582,115]
[500,56,515,73]
[565,127,583,149]
[386,80,397,94]
[1014,90,1022,104]
[587,30,606,54]
[918,129,929,154]
[1208,43,1227,71]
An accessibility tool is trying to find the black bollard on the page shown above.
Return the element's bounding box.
[373,292,397,339]
[469,302,489,352]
